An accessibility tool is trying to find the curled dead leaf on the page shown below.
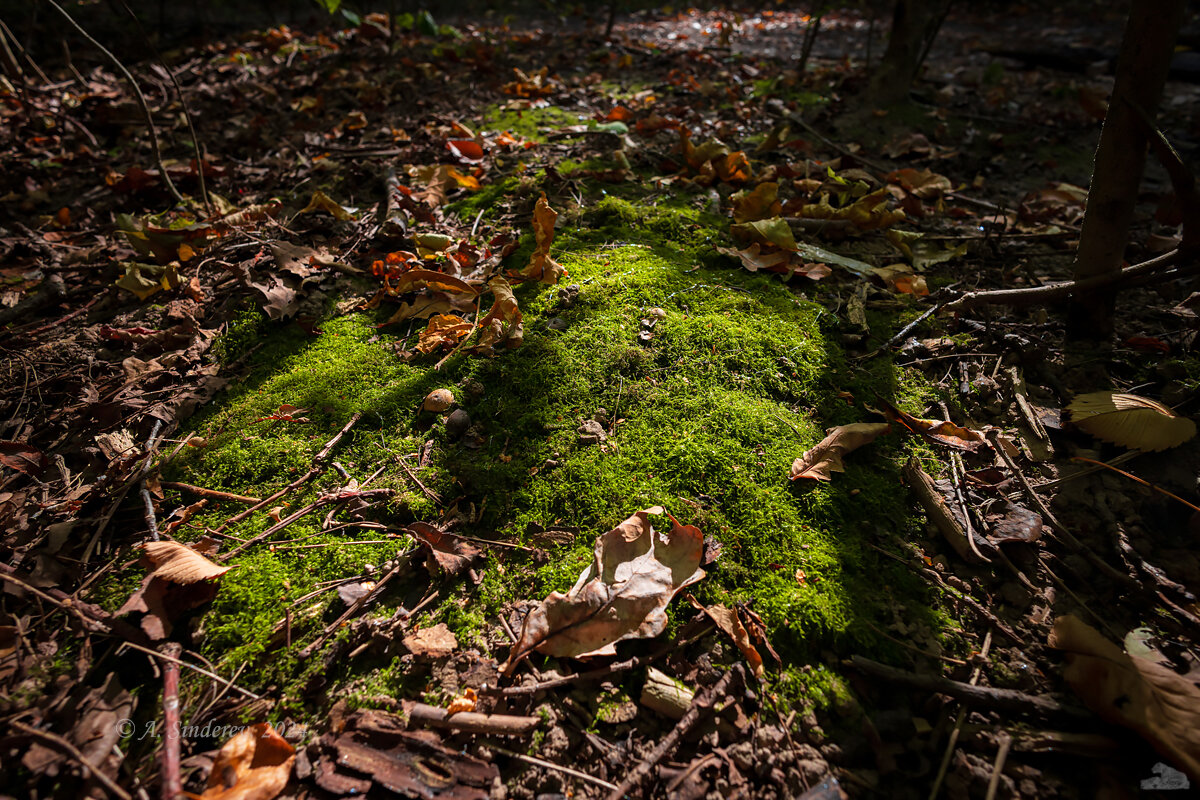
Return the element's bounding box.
[503,507,705,674]
[688,596,763,678]
[196,723,295,800]
[521,193,565,284]
[141,540,230,584]
[790,423,891,481]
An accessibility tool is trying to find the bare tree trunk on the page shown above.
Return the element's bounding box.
[1067,0,1186,339]
[866,0,952,107]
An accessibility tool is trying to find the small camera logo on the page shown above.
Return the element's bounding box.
[1140,763,1190,791]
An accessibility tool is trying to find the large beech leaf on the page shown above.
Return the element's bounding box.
[503,507,704,674]
[198,723,295,800]
[142,540,230,583]
[1067,391,1196,452]
[790,422,891,481]
[1049,615,1200,782]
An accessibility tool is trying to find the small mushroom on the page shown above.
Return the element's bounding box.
[445,409,471,440]
[422,388,455,413]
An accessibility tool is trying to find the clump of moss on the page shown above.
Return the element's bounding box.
[123,169,951,720]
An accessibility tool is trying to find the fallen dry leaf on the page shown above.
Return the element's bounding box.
[403,622,458,658]
[790,423,891,481]
[446,687,477,714]
[415,314,474,355]
[688,596,763,678]
[504,507,705,674]
[408,522,481,576]
[1067,391,1196,452]
[474,277,523,354]
[141,540,231,583]
[877,400,985,451]
[521,193,565,284]
[118,539,228,639]
[1049,615,1200,782]
[197,723,295,800]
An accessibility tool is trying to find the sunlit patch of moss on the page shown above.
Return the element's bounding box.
[478,105,581,142]
[101,165,954,724]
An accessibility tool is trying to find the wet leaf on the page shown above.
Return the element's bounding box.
[1049,615,1200,783]
[886,230,967,270]
[198,723,295,800]
[503,507,705,673]
[790,423,891,481]
[1067,392,1196,451]
[447,139,484,163]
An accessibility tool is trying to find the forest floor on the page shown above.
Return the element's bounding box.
[3,3,1200,799]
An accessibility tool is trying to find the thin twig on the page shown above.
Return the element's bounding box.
[929,631,993,800]
[120,640,262,701]
[489,743,619,792]
[45,0,185,206]
[159,481,262,505]
[394,455,441,504]
[114,0,211,214]
[606,664,744,800]
[945,247,1191,311]
[12,721,133,800]
[218,412,361,530]
[160,642,183,800]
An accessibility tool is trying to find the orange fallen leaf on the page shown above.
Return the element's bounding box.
[415,314,474,354]
[688,596,763,678]
[521,193,565,284]
[446,687,477,714]
[195,723,295,800]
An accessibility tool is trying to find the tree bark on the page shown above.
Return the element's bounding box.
[866,0,952,107]
[1067,0,1186,339]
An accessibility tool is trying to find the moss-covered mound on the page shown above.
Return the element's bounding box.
[108,191,949,716]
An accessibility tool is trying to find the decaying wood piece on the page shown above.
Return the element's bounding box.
[606,664,744,800]
[902,457,988,564]
[640,667,696,720]
[404,703,540,737]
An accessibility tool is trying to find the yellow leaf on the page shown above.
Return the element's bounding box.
[1067,392,1196,452]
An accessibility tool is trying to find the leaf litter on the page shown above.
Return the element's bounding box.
[3,3,1199,799]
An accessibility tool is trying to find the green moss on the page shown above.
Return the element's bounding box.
[97,159,955,724]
